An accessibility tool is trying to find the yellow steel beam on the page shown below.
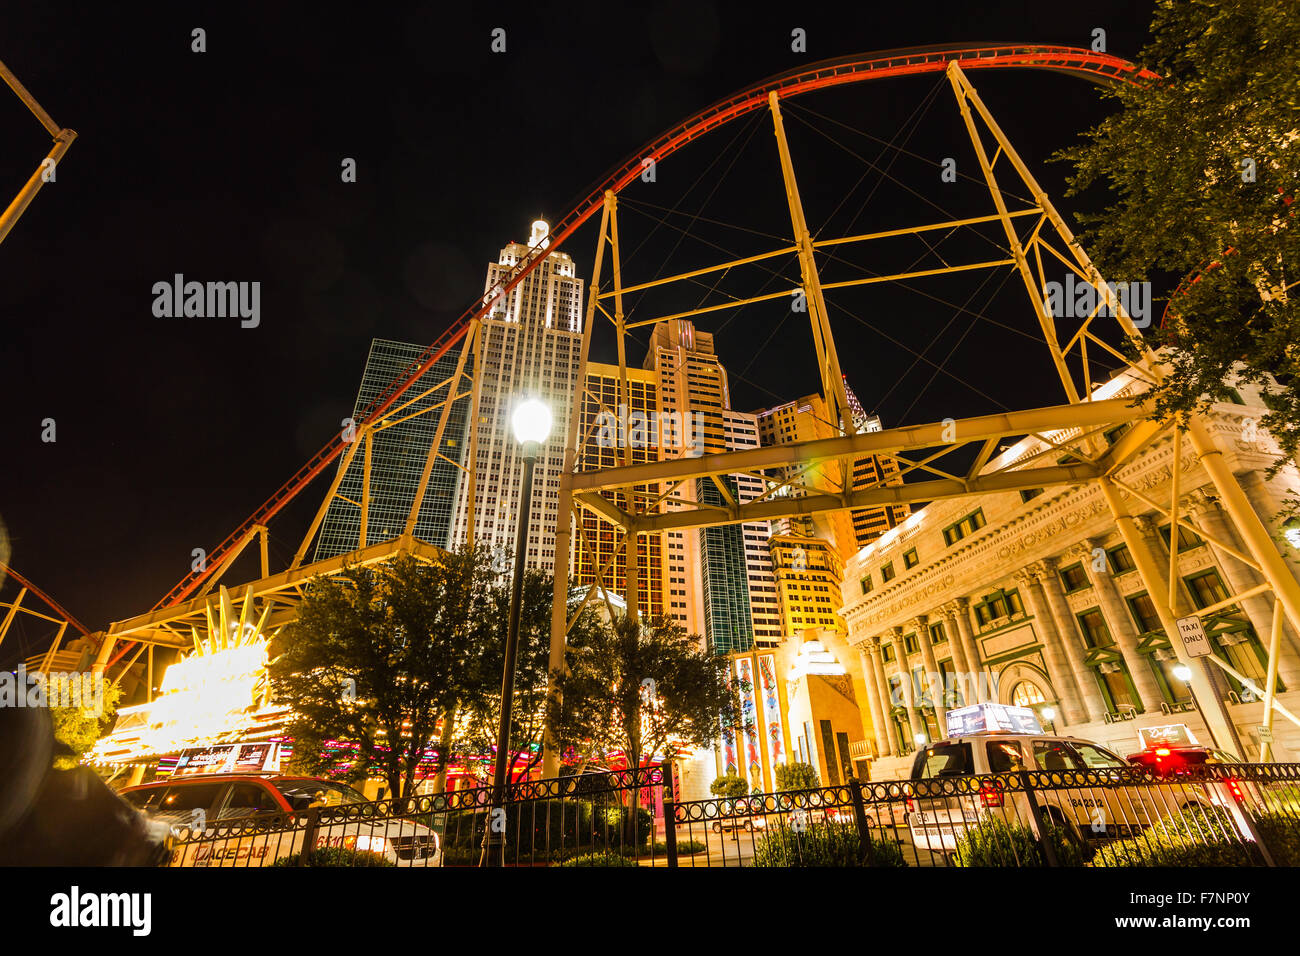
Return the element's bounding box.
[634,462,1099,533]
[571,397,1147,493]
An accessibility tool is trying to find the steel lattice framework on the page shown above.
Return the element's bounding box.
[83,45,1300,771]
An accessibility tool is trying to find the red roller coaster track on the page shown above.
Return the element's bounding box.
[152,43,1158,614]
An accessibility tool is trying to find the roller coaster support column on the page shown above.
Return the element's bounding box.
[769,91,853,440]
[542,193,613,779]
[0,59,76,247]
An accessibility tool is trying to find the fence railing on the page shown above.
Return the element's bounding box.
[669,763,1300,868]
[165,762,1300,868]
[167,766,667,868]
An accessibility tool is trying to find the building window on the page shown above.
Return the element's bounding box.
[859,574,873,595]
[942,508,987,546]
[1076,608,1111,649]
[973,588,1024,627]
[1059,563,1089,593]
[1093,660,1140,714]
[928,621,947,646]
[880,562,896,583]
[881,643,895,663]
[1126,592,1163,635]
[1107,544,1136,574]
[903,633,919,656]
[903,548,919,570]
[1159,522,1204,552]
[1020,488,1044,503]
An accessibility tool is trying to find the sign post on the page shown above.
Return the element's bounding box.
[1176,616,1212,658]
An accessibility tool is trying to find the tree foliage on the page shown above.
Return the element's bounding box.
[774,760,820,791]
[548,613,745,771]
[49,678,121,770]
[269,549,493,798]
[709,774,750,799]
[1057,0,1300,511]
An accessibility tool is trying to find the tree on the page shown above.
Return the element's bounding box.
[710,774,749,799]
[269,549,493,799]
[774,760,820,792]
[456,569,603,780]
[548,613,747,837]
[1057,0,1299,514]
[49,678,121,770]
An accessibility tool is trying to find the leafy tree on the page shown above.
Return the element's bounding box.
[1057,0,1300,515]
[49,677,121,770]
[774,760,820,792]
[269,549,493,799]
[709,774,749,799]
[549,613,747,837]
[457,570,603,780]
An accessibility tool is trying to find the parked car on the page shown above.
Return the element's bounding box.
[903,731,1250,858]
[120,774,440,867]
[1126,744,1240,776]
[709,799,768,833]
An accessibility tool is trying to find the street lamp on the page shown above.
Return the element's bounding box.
[1171,663,1217,750]
[480,397,552,867]
[1040,705,1057,734]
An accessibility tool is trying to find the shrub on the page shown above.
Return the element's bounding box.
[952,818,1085,867]
[775,761,820,792]
[556,852,640,867]
[1090,805,1260,868]
[710,774,750,799]
[270,846,394,867]
[1256,812,1300,866]
[440,797,651,862]
[752,822,905,868]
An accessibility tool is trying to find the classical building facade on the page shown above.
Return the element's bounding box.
[841,375,1300,780]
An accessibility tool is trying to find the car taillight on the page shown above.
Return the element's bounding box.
[905,796,914,812]
[979,784,1003,808]
[1155,747,1171,756]
[1226,779,1244,801]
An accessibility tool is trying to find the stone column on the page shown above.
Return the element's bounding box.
[1036,556,1108,721]
[938,605,972,694]
[909,614,947,731]
[1069,540,1165,713]
[1187,488,1300,689]
[892,625,926,745]
[1013,565,1086,725]
[944,598,987,700]
[858,640,892,759]
[1132,514,1175,604]
[867,639,896,757]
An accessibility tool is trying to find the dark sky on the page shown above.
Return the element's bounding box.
[0,1,1157,649]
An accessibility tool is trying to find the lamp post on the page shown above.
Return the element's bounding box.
[1171,663,1224,753]
[480,397,552,867]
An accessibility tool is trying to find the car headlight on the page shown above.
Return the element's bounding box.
[354,835,388,854]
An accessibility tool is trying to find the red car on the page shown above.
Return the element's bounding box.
[1126,745,1240,777]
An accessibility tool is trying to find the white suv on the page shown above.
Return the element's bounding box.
[904,732,1248,857]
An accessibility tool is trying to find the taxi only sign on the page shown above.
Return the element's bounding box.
[1176,615,1213,658]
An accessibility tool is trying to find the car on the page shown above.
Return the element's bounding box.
[903,731,1249,858]
[1126,744,1240,776]
[120,774,441,867]
[709,799,768,833]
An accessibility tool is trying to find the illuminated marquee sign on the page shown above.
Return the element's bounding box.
[945,702,1042,737]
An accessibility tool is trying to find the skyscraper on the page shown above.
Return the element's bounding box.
[572,361,667,619]
[449,220,585,574]
[315,338,469,560]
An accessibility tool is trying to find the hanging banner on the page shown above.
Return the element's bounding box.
[758,653,784,772]
[735,658,762,785]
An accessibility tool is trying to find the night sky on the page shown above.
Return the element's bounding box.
[0,1,1157,653]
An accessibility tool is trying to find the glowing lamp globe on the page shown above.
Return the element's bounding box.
[1041,706,1056,722]
[1172,664,1193,683]
[512,398,552,449]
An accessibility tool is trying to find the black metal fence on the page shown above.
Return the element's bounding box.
[167,767,668,868]
[669,763,1300,867]
[166,762,1300,867]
